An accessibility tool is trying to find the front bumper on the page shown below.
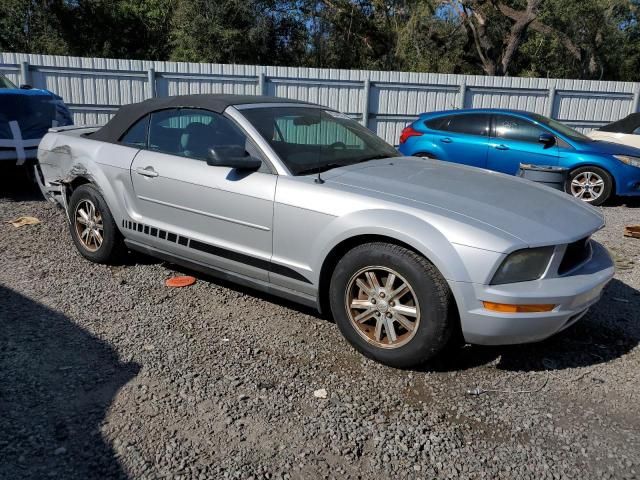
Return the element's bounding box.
[451,241,614,345]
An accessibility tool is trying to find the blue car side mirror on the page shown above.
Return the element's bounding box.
[538,133,556,148]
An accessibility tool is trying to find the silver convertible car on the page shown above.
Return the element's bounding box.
[37,95,614,368]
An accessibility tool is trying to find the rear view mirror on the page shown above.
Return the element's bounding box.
[207,146,261,170]
[538,133,556,147]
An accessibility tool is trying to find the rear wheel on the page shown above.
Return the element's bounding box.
[566,166,612,206]
[68,184,126,264]
[329,242,455,368]
[414,152,435,159]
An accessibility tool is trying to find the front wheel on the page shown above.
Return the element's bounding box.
[329,242,455,368]
[566,166,612,206]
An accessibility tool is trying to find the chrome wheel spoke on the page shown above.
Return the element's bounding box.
[93,229,103,246]
[365,271,381,290]
[355,309,376,323]
[356,278,374,296]
[385,273,396,290]
[374,317,384,342]
[392,304,417,317]
[389,283,409,301]
[351,299,372,310]
[383,317,397,343]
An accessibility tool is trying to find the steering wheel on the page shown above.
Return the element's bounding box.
[329,141,347,150]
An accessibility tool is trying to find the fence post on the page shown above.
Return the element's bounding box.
[258,72,266,96]
[362,78,371,128]
[631,84,640,114]
[19,61,31,87]
[147,67,156,98]
[458,81,466,109]
[546,83,557,118]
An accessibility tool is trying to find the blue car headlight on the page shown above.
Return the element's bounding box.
[491,247,554,285]
[614,154,640,168]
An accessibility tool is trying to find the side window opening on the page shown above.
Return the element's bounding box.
[119,115,149,148]
[494,115,547,143]
[139,107,268,170]
[425,116,450,131]
[445,114,490,136]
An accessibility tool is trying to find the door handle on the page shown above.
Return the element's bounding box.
[495,144,510,150]
[136,166,158,178]
[440,137,453,144]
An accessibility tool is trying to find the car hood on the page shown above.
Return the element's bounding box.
[577,137,640,156]
[323,157,604,249]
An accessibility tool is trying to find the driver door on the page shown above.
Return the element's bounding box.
[487,114,559,175]
[128,108,276,281]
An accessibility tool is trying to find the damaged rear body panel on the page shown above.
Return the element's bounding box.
[37,127,139,224]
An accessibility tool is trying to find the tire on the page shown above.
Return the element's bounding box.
[329,242,455,368]
[414,152,435,159]
[566,166,612,206]
[68,184,126,264]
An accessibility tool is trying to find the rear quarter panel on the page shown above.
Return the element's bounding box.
[38,131,139,223]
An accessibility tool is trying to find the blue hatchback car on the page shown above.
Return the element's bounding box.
[398,108,640,205]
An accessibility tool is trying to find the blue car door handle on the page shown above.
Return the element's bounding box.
[495,144,509,150]
[440,137,453,143]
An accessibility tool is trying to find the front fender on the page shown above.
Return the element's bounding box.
[310,209,499,284]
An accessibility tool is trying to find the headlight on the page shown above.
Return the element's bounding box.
[491,247,554,285]
[614,154,640,168]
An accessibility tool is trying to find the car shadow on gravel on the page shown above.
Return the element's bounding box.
[0,165,44,202]
[0,285,140,480]
[427,278,639,374]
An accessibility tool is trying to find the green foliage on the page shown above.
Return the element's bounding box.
[2,0,640,80]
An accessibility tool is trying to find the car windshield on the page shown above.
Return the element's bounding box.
[529,113,591,142]
[241,106,400,175]
[0,75,17,88]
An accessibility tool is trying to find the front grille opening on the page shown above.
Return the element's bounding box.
[558,237,591,275]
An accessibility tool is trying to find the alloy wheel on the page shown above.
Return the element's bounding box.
[570,171,605,202]
[345,266,421,349]
[74,199,104,252]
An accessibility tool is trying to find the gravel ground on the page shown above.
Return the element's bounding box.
[1,168,639,480]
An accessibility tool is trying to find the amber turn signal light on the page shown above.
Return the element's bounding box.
[482,301,556,313]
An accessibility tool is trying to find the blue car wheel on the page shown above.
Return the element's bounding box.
[566,166,613,206]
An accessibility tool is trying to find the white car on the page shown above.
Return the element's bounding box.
[588,113,640,149]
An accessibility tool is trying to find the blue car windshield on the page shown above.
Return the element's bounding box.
[529,113,592,143]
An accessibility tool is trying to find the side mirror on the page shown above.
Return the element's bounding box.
[19,84,32,90]
[207,146,261,170]
[538,133,556,147]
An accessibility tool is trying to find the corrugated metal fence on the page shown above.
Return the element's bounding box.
[2,52,640,144]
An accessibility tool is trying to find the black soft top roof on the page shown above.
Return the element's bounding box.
[598,113,640,134]
[90,94,311,143]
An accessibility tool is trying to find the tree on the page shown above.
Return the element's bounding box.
[169,0,306,65]
[0,0,68,54]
